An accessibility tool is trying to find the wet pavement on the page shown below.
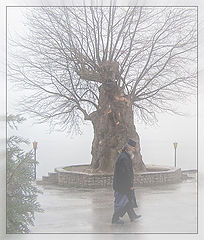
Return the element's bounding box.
[30,173,197,234]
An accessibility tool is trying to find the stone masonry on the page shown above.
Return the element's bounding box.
[37,164,183,187]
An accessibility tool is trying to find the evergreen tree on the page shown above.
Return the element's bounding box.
[6,115,43,233]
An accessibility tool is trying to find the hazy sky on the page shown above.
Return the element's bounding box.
[1,1,204,240]
[5,6,198,178]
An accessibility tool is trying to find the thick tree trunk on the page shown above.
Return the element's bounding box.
[89,83,146,173]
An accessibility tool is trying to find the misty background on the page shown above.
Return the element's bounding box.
[1,1,204,240]
[6,6,197,179]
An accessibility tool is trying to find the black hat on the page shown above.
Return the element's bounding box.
[128,139,136,147]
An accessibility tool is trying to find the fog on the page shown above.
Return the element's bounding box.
[5,6,197,178]
[1,1,204,240]
[7,96,197,179]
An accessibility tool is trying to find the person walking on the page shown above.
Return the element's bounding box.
[112,139,141,224]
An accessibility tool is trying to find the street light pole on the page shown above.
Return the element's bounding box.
[173,142,178,168]
[33,141,38,180]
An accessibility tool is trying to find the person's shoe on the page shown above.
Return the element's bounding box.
[112,218,124,224]
[130,214,141,222]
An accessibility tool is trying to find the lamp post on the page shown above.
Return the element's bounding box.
[33,141,38,180]
[173,142,178,168]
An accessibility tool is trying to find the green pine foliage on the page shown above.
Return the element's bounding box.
[6,115,43,233]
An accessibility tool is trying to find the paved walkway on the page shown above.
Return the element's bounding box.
[30,173,197,233]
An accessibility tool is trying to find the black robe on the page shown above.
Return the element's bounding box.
[113,150,134,194]
[113,150,138,213]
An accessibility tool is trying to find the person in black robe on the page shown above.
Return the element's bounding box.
[112,139,141,224]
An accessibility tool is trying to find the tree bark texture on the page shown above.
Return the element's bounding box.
[9,7,196,174]
[89,83,146,173]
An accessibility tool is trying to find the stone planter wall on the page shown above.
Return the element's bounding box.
[53,164,182,188]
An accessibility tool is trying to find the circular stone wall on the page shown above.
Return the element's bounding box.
[54,164,182,188]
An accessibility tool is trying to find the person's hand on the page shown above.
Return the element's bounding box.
[130,187,134,190]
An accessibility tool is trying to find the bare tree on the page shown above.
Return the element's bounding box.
[8,6,197,173]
